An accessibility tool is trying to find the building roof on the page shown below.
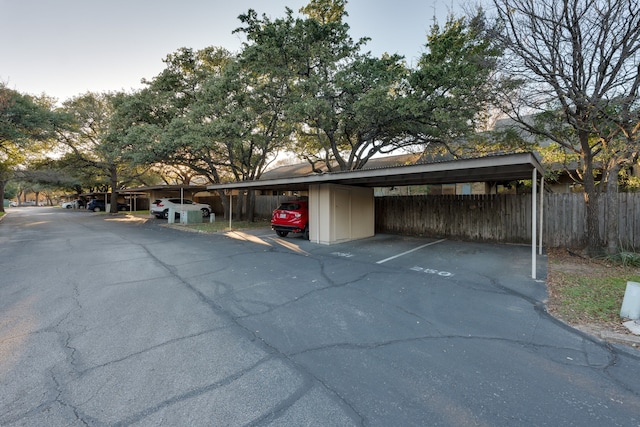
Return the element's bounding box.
[207,152,544,192]
[261,153,423,181]
[119,185,209,192]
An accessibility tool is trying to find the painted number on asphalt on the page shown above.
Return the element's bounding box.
[332,252,354,258]
[410,266,454,277]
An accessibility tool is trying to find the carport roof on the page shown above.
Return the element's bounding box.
[81,185,209,197]
[120,185,209,192]
[207,152,544,192]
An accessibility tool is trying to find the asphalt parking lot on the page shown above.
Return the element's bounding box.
[1,207,639,426]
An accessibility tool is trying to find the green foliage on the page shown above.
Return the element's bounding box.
[299,0,347,23]
[0,84,62,210]
[1,86,60,174]
[619,169,640,192]
[236,3,502,171]
[407,10,505,155]
[236,3,402,171]
[117,1,510,216]
[192,55,294,181]
[112,47,238,185]
[605,251,640,268]
[56,92,157,210]
[0,86,57,148]
[3,180,18,199]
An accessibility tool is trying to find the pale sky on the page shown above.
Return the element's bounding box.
[2,0,461,103]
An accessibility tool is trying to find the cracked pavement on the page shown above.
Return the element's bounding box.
[1,207,639,426]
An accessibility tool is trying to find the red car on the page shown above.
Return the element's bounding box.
[271,200,309,239]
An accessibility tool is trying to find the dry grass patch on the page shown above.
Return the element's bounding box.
[166,219,271,233]
[546,247,640,334]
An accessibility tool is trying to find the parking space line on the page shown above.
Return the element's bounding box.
[376,238,446,264]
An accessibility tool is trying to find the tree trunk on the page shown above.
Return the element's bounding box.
[247,190,256,222]
[605,164,620,255]
[217,189,230,219]
[109,166,119,214]
[582,159,603,257]
[0,180,5,213]
[235,190,244,221]
[576,129,603,257]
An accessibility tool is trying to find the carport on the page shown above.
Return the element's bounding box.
[208,152,545,278]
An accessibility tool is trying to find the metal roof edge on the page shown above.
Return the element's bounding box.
[207,152,544,191]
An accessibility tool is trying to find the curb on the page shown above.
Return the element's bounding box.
[573,324,640,349]
[598,330,640,348]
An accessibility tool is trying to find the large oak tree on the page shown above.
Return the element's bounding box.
[236,1,503,171]
[491,0,640,255]
[58,92,148,213]
[0,85,60,211]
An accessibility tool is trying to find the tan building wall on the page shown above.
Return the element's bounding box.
[309,184,375,244]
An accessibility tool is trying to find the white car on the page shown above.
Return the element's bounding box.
[150,198,211,219]
[61,200,78,209]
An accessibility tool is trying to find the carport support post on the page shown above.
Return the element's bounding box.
[532,168,537,279]
[539,178,544,255]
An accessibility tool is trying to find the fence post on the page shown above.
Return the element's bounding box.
[539,179,544,255]
[532,168,537,279]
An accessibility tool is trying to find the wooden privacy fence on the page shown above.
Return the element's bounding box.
[543,192,640,248]
[375,193,640,248]
[254,195,287,219]
[254,193,640,248]
[375,194,534,244]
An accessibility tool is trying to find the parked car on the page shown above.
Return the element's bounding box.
[150,198,211,219]
[86,199,130,212]
[60,200,80,209]
[9,201,18,207]
[271,200,309,239]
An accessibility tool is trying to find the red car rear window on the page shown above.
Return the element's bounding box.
[278,203,302,211]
